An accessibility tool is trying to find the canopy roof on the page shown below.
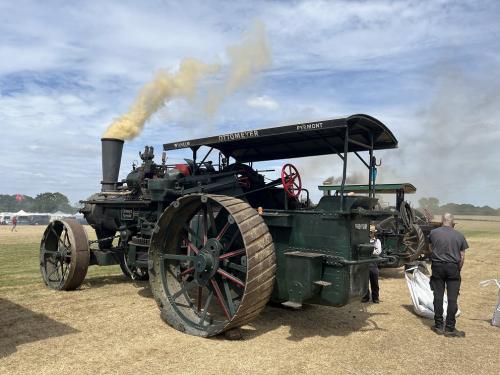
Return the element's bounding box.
[163,114,397,163]
[318,183,416,194]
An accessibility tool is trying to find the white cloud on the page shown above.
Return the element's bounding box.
[0,0,499,206]
[246,95,279,110]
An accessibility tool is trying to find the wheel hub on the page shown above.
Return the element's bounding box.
[194,238,223,286]
[56,245,67,259]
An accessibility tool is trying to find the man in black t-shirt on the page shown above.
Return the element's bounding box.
[428,213,468,337]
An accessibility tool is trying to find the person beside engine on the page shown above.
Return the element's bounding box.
[429,213,468,337]
[362,225,382,303]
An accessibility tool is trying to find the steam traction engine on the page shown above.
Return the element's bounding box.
[318,183,438,267]
[40,114,401,337]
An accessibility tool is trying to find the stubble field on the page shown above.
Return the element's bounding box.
[1,218,499,375]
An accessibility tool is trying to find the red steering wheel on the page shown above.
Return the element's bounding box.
[281,163,302,198]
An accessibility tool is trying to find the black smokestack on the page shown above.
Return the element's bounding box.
[101,138,124,192]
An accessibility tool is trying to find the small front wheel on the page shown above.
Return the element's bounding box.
[40,219,89,290]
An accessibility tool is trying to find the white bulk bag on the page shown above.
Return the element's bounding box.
[479,279,500,327]
[405,263,460,319]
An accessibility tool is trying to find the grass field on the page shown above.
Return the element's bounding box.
[1,218,499,374]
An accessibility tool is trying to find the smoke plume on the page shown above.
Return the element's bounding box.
[323,172,366,185]
[103,59,218,140]
[381,65,500,206]
[204,21,271,115]
[103,22,271,140]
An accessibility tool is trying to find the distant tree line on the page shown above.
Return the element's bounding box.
[419,197,500,216]
[0,193,77,214]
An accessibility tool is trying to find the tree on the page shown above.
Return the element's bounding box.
[0,194,35,212]
[418,197,440,213]
[32,192,75,213]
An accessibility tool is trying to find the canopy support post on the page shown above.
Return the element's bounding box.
[369,134,374,198]
[191,146,200,175]
[196,147,214,171]
[340,126,349,210]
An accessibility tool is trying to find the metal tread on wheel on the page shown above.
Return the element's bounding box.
[149,193,276,337]
[40,219,90,290]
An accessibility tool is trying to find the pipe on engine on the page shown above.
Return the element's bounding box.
[101,138,124,192]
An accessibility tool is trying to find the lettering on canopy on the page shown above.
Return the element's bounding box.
[218,130,260,142]
[296,122,323,131]
[173,141,191,148]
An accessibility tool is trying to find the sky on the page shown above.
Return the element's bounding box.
[1,0,499,207]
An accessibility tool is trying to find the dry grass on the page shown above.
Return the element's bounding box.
[0,222,499,375]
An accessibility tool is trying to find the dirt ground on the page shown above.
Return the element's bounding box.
[1,219,499,375]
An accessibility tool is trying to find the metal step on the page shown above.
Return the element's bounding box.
[281,301,302,309]
[313,280,332,287]
[284,251,324,258]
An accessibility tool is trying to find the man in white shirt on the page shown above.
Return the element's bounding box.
[361,225,382,303]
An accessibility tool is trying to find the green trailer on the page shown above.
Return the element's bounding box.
[40,114,400,337]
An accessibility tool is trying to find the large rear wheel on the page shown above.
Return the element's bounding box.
[149,194,276,337]
[40,219,89,290]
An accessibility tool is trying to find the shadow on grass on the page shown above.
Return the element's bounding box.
[81,274,131,288]
[236,302,389,342]
[136,283,153,298]
[82,274,153,297]
[401,304,433,328]
[379,267,405,279]
[0,298,79,358]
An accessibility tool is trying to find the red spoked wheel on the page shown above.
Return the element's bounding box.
[149,194,276,337]
[281,163,302,198]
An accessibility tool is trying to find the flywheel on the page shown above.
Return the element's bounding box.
[402,223,426,261]
[149,194,276,337]
[40,219,90,290]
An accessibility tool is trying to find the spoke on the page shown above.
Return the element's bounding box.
[219,248,245,260]
[172,281,193,307]
[183,225,203,247]
[59,262,69,286]
[225,261,247,273]
[202,205,208,246]
[206,202,217,237]
[197,286,203,312]
[62,229,71,250]
[172,284,189,300]
[216,222,231,241]
[217,268,245,288]
[179,266,195,277]
[210,279,231,320]
[59,259,65,280]
[225,230,241,251]
[199,291,213,324]
[181,235,200,254]
[45,257,58,266]
[47,262,61,281]
[222,279,236,316]
[50,227,65,247]
[161,253,197,262]
[41,247,59,256]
